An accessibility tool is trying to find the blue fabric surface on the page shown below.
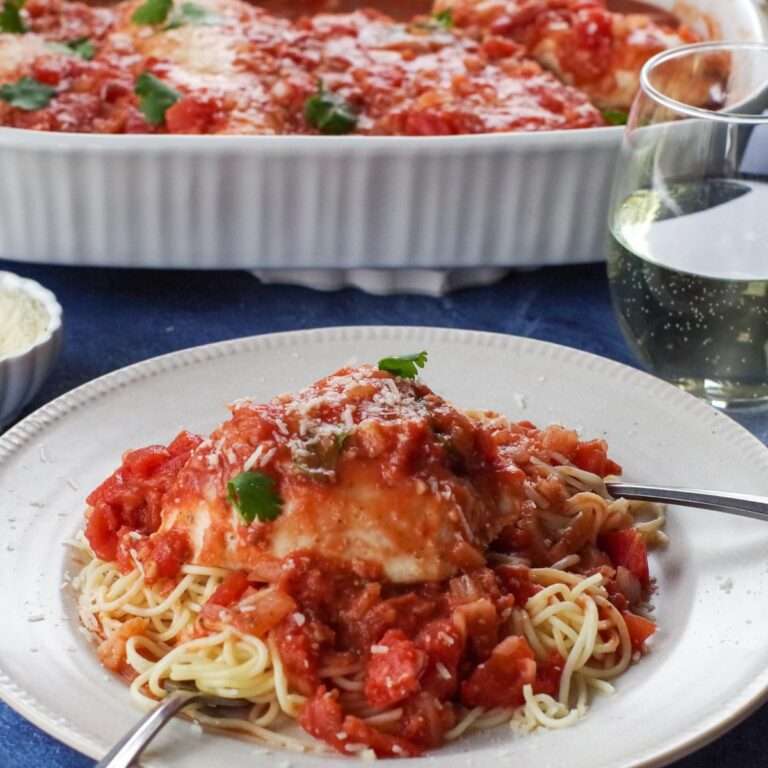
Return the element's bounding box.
[0,258,766,768]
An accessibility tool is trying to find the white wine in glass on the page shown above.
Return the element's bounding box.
[608,43,768,408]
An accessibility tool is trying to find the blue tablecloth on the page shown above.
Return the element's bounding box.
[1,258,765,767]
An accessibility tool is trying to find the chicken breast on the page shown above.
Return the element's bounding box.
[433,0,701,111]
[154,365,524,583]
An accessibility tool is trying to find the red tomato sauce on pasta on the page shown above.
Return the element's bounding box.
[78,364,660,758]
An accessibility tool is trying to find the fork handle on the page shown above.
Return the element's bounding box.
[96,689,201,768]
[606,482,768,522]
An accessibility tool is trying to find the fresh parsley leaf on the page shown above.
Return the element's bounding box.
[378,351,428,379]
[0,0,25,34]
[410,8,453,33]
[165,2,221,29]
[132,0,172,25]
[134,72,179,125]
[228,471,282,523]
[0,76,55,111]
[432,8,453,28]
[48,37,96,59]
[66,37,95,59]
[304,82,357,135]
[602,109,629,126]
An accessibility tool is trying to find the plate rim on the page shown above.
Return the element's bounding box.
[2,325,768,766]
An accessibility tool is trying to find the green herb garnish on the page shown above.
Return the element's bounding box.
[378,351,428,379]
[293,431,349,480]
[67,37,95,59]
[602,109,629,126]
[0,76,55,111]
[165,2,221,29]
[134,72,179,125]
[432,8,453,28]
[228,471,283,523]
[411,8,453,33]
[48,37,95,59]
[0,0,25,34]
[132,0,172,25]
[304,82,357,135]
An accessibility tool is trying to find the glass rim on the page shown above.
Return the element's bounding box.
[640,41,768,125]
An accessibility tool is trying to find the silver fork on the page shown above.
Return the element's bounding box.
[606,482,768,522]
[96,685,252,768]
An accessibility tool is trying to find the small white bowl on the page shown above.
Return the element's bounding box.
[0,271,63,429]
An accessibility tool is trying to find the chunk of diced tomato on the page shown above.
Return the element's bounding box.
[84,432,201,563]
[364,629,426,708]
[461,636,536,709]
[599,529,650,587]
[573,439,622,476]
[541,425,579,456]
[299,688,422,758]
[623,612,657,651]
[415,619,464,698]
[168,430,204,457]
[343,715,423,757]
[208,572,250,608]
[165,96,217,134]
[122,445,172,480]
[299,687,347,752]
[147,530,191,580]
[496,564,542,605]
[401,691,456,749]
[85,505,122,561]
[272,618,321,696]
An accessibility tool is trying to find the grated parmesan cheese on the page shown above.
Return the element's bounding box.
[259,446,277,467]
[370,644,388,654]
[243,445,264,471]
[0,287,49,361]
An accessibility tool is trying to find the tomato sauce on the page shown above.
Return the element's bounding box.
[0,0,607,134]
[79,363,656,757]
[209,0,682,27]
[85,430,201,569]
[194,543,652,756]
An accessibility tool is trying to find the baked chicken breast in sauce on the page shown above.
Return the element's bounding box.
[156,365,524,583]
[85,363,623,590]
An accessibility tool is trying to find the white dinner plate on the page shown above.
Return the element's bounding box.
[2,326,768,768]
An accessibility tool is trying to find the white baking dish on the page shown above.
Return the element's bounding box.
[0,0,763,291]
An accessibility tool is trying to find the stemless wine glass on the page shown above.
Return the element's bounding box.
[607,42,768,409]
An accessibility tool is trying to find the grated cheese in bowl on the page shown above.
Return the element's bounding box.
[0,287,51,361]
[0,271,62,428]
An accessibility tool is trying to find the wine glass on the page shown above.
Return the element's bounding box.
[607,42,768,409]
